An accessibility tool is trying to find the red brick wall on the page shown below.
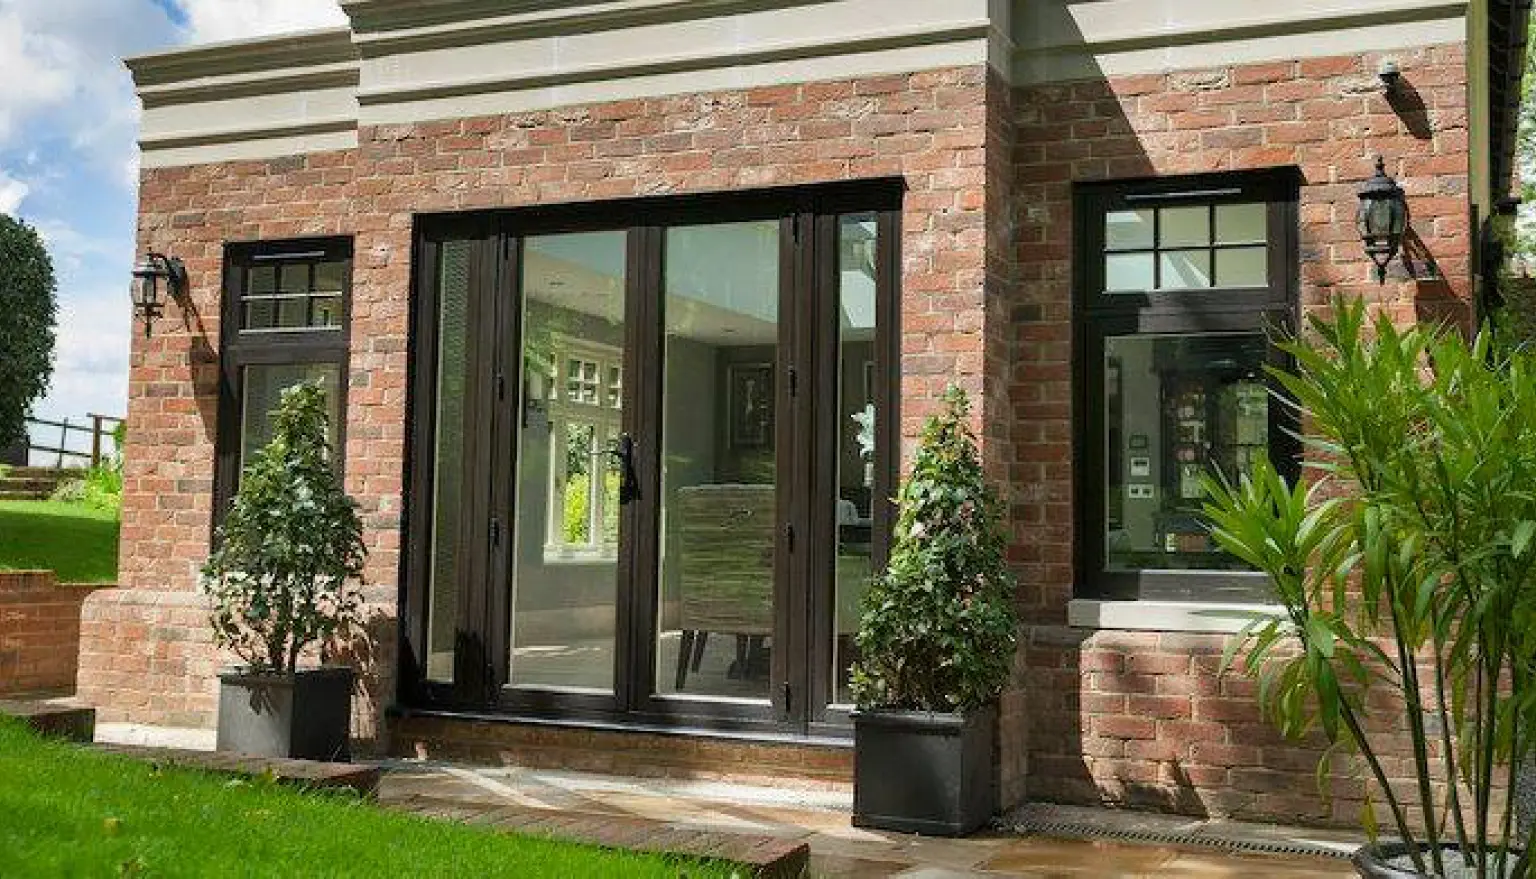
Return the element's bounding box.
[1011,44,1471,825]
[102,38,1478,826]
[99,66,1003,743]
[0,572,102,697]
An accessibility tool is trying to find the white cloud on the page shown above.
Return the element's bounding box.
[0,171,28,215]
[176,0,346,43]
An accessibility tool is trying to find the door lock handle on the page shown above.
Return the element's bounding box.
[606,434,640,505]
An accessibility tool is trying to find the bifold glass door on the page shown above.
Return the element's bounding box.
[406,189,898,731]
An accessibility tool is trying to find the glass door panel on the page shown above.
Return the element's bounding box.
[831,214,880,706]
[424,240,473,684]
[656,221,781,701]
[509,232,628,693]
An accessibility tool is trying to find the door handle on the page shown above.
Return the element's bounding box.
[607,433,640,505]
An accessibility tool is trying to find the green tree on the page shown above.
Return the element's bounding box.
[201,382,366,675]
[851,386,1018,712]
[0,215,57,447]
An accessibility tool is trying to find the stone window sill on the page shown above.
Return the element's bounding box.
[1066,598,1283,634]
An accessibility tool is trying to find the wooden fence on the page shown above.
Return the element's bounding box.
[15,414,124,470]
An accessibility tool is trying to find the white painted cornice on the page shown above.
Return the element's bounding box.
[125,28,358,87]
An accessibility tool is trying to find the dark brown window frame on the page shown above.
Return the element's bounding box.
[398,181,903,738]
[1073,169,1301,602]
[214,237,354,533]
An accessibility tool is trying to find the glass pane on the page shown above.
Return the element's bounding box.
[248,266,277,295]
[510,231,627,693]
[1104,333,1268,573]
[1216,246,1267,287]
[1159,250,1211,289]
[1105,253,1154,292]
[658,220,779,701]
[1215,203,1267,245]
[834,215,878,706]
[275,296,310,329]
[1158,206,1209,248]
[1105,209,1154,250]
[311,295,343,328]
[426,240,472,683]
[243,299,276,331]
[279,263,309,295]
[314,261,346,295]
[239,362,341,473]
[560,422,596,545]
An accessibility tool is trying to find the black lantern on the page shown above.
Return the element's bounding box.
[130,253,186,338]
[1356,156,1408,284]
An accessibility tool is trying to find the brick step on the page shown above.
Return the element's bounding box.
[0,698,96,742]
[392,793,810,879]
[92,744,382,799]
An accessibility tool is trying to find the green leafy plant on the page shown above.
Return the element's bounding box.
[851,386,1018,712]
[51,465,123,511]
[1203,297,1536,877]
[201,382,366,676]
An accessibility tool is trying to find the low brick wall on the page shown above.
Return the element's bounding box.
[0,571,104,697]
[75,588,219,727]
[1024,626,1459,829]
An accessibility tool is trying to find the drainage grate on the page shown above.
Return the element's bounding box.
[1005,816,1353,861]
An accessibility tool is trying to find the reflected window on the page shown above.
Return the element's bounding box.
[1105,334,1269,571]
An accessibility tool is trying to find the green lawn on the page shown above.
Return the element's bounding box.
[0,720,735,878]
[0,499,119,583]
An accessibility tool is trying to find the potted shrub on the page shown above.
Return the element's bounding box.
[849,386,1018,836]
[1203,297,1536,877]
[202,381,366,761]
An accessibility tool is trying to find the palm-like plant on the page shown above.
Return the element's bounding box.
[1204,297,1536,877]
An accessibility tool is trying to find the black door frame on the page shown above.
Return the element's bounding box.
[399,180,903,735]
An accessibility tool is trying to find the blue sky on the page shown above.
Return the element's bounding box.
[2,0,344,443]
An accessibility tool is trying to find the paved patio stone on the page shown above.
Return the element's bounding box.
[374,761,1357,877]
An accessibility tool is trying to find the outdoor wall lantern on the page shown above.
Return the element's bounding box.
[130,252,187,338]
[1356,156,1409,284]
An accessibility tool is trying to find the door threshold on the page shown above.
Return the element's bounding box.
[387,703,853,748]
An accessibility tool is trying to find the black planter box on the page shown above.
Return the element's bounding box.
[852,704,996,836]
[216,666,354,761]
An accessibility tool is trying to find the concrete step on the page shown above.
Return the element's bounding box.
[0,698,97,742]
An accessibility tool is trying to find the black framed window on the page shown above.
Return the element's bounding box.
[215,238,353,527]
[1075,170,1299,601]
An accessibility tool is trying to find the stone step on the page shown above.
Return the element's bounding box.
[392,793,811,879]
[0,477,61,492]
[0,698,97,742]
[92,744,382,799]
[6,467,84,479]
[0,489,53,501]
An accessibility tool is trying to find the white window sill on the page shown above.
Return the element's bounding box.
[540,546,619,565]
[1066,598,1283,634]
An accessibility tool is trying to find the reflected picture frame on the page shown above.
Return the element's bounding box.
[727,363,774,449]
